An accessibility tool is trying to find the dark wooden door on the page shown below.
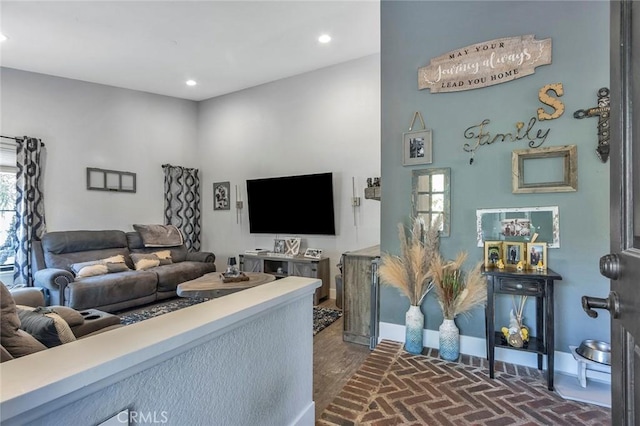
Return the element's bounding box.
[587,1,640,423]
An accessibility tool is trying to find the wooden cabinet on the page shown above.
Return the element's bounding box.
[341,245,380,347]
[239,253,330,305]
[482,266,562,391]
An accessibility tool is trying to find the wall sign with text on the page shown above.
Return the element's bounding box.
[418,35,552,93]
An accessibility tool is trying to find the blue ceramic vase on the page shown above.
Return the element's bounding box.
[405,305,424,354]
[439,318,460,361]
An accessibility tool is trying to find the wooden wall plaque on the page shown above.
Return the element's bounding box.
[418,35,552,93]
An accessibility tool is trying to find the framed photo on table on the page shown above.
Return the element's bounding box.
[403,129,433,166]
[304,248,323,259]
[503,242,525,267]
[273,239,285,254]
[484,241,503,268]
[526,242,547,270]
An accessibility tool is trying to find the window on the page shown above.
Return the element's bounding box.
[411,168,451,237]
[0,169,17,270]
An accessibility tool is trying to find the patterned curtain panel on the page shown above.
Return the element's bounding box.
[14,137,47,286]
[162,164,201,251]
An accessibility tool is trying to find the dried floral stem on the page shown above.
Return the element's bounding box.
[430,251,487,320]
[378,216,442,306]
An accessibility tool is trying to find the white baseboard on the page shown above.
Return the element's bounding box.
[291,401,315,426]
[378,322,611,384]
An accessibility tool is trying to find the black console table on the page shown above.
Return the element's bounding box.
[482,266,562,391]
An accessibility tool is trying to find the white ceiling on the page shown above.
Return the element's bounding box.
[0,1,380,101]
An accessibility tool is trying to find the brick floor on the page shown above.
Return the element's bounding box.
[318,340,611,426]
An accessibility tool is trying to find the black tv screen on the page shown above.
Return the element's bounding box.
[246,172,336,235]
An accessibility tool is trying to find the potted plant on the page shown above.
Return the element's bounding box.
[378,216,441,354]
[430,252,487,361]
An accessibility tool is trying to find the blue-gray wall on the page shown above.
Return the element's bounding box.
[380,1,610,353]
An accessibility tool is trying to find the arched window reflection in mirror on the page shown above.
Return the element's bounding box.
[411,168,450,237]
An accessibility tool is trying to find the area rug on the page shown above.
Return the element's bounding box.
[117,298,342,335]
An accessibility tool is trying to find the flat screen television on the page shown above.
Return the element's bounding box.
[246,172,336,235]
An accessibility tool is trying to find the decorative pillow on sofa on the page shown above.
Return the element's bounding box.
[17,304,84,328]
[17,308,76,348]
[152,250,173,265]
[71,254,131,278]
[0,283,47,358]
[133,224,184,247]
[130,253,161,271]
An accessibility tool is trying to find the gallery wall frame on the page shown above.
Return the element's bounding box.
[512,145,577,193]
[213,181,231,210]
[87,167,136,193]
[403,129,433,166]
[476,206,559,248]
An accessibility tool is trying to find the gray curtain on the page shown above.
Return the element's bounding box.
[14,137,47,286]
[163,164,201,251]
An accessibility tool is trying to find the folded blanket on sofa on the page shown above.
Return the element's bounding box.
[133,224,184,247]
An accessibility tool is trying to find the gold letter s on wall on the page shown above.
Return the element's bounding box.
[537,83,565,121]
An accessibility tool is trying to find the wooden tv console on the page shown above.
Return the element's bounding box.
[239,253,330,305]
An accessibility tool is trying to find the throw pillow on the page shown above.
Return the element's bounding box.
[18,304,85,328]
[0,283,47,358]
[17,308,76,347]
[152,250,173,265]
[71,254,131,278]
[130,253,161,271]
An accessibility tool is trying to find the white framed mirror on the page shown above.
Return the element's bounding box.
[411,167,450,237]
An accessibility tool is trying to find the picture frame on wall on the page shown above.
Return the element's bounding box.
[213,181,231,210]
[304,248,323,259]
[484,241,503,268]
[503,242,525,267]
[476,206,560,248]
[527,242,547,270]
[403,129,433,166]
[273,239,285,254]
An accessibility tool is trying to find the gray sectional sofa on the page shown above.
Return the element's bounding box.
[31,229,216,312]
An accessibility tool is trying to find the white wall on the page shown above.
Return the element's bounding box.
[197,54,381,282]
[0,67,199,232]
[0,56,381,293]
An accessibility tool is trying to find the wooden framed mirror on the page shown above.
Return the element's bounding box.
[512,145,577,194]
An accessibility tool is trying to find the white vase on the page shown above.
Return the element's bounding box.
[405,305,424,354]
[439,318,460,361]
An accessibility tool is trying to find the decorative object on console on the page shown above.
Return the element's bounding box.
[476,206,559,248]
[364,176,381,201]
[512,145,577,194]
[86,167,136,193]
[403,112,432,166]
[430,252,487,361]
[378,216,441,354]
[304,248,323,259]
[273,239,285,254]
[503,242,525,269]
[573,87,611,163]
[284,238,301,256]
[213,181,231,210]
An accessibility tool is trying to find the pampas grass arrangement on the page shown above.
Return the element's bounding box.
[430,252,487,320]
[378,216,442,306]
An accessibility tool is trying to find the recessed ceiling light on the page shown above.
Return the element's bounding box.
[318,34,331,44]
[186,80,197,86]
[0,34,8,42]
